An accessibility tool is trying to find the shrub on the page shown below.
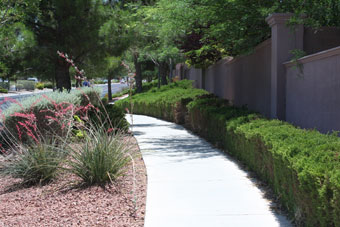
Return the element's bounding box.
[0,82,9,90]
[116,79,340,226]
[2,87,101,145]
[17,80,36,91]
[36,82,44,90]
[0,88,8,93]
[101,96,108,105]
[94,80,106,84]
[44,82,53,89]
[16,84,24,91]
[66,127,131,185]
[0,141,66,185]
[88,103,129,132]
[111,87,130,99]
[115,80,208,122]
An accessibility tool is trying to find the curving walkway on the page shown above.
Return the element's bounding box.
[127,114,292,227]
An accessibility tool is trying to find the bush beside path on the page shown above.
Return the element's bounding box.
[116,80,340,226]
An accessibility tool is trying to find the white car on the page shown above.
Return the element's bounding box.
[27,77,39,82]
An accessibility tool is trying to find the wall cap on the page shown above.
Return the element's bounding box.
[284,46,340,68]
[266,13,294,27]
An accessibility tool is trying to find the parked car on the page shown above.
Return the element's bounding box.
[27,77,39,83]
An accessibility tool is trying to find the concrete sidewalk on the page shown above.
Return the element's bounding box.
[127,115,292,227]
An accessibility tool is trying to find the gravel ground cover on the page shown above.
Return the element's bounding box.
[0,137,146,227]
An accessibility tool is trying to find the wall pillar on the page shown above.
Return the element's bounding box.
[266,13,304,120]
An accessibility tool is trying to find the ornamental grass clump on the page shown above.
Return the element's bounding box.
[0,86,131,187]
[0,140,67,185]
[0,88,101,185]
[66,126,131,185]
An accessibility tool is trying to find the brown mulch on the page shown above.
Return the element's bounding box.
[0,137,147,227]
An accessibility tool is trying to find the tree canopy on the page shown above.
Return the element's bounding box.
[1,0,339,90]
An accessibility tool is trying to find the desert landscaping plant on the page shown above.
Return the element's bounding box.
[65,125,131,186]
[0,87,131,187]
[0,140,67,185]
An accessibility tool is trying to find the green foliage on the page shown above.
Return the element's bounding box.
[21,0,119,89]
[0,22,36,81]
[118,79,340,226]
[148,0,340,68]
[88,103,129,132]
[36,82,44,90]
[0,0,40,27]
[0,142,66,185]
[0,82,9,90]
[43,82,53,89]
[101,96,109,105]
[111,87,130,99]
[15,84,24,91]
[17,80,35,91]
[94,80,106,84]
[2,87,101,144]
[111,80,162,99]
[3,87,100,118]
[66,128,131,185]
[0,88,8,93]
[115,80,208,121]
[225,118,340,226]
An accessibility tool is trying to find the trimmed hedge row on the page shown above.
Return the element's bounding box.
[116,80,340,226]
[117,80,208,122]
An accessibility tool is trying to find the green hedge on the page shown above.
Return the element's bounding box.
[116,80,340,226]
[0,88,8,93]
[116,80,208,122]
[17,80,35,91]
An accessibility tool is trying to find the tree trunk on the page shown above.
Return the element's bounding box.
[201,68,206,90]
[169,58,173,83]
[55,58,71,92]
[6,74,10,90]
[160,61,169,86]
[107,74,112,101]
[133,52,142,93]
[158,68,160,89]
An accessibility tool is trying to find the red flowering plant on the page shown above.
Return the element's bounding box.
[0,89,98,148]
[0,51,131,186]
[0,86,112,184]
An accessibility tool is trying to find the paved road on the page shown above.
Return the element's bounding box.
[98,83,128,98]
[127,114,292,227]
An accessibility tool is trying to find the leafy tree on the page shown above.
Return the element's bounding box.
[23,0,108,91]
[97,7,130,99]
[0,0,40,28]
[151,0,340,70]
[118,1,160,93]
[140,4,184,86]
[0,22,35,87]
